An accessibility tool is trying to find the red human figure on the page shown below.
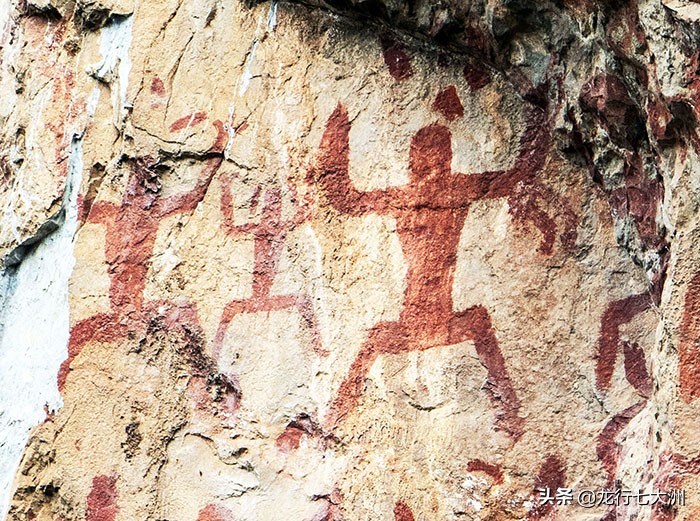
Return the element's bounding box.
[212,173,325,363]
[315,102,575,439]
[58,153,223,391]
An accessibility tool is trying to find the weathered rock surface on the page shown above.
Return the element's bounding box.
[1,0,700,519]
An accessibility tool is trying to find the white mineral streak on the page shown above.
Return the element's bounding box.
[0,137,83,519]
[0,12,130,516]
[92,14,133,109]
[267,0,278,31]
[224,3,276,160]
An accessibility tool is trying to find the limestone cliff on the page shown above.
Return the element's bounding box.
[1,0,700,519]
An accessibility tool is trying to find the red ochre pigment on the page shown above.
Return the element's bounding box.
[680,272,700,402]
[212,172,324,366]
[150,76,165,96]
[58,155,222,391]
[380,34,413,82]
[432,85,464,121]
[595,293,652,394]
[59,118,236,414]
[529,454,566,519]
[86,476,118,521]
[393,501,415,521]
[196,504,234,521]
[463,62,491,91]
[596,400,646,485]
[314,100,577,438]
[466,459,504,484]
[169,111,208,132]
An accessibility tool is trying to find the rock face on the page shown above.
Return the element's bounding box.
[1,0,700,519]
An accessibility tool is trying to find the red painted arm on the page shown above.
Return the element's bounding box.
[315,103,395,215]
[453,106,550,200]
[219,172,258,235]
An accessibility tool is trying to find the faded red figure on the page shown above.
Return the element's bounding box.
[593,257,661,491]
[315,101,577,439]
[212,172,324,363]
[57,127,238,413]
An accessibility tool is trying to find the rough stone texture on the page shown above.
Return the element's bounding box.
[1,0,700,519]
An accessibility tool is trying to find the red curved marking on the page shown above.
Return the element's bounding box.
[86,476,118,521]
[680,272,700,402]
[507,182,579,255]
[595,293,652,392]
[467,459,504,484]
[596,401,645,485]
[210,120,228,154]
[432,85,464,121]
[169,111,208,133]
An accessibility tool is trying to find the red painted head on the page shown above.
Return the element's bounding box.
[409,124,452,181]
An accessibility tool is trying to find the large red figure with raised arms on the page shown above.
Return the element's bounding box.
[316,101,577,439]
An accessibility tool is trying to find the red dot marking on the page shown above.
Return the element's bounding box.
[150,77,165,96]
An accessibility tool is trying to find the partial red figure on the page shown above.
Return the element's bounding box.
[212,173,324,363]
[58,121,236,414]
[595,293,654,397]
[679,271,700,402]
[315,100,577,439]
